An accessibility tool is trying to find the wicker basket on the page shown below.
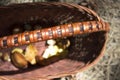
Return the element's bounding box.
[0,2,109,80]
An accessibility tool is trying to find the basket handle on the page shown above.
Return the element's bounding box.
[0,20,109,49]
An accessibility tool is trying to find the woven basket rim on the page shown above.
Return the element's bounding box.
[0,2,109,80]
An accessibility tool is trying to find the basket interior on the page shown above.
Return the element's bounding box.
[0,2,107,79]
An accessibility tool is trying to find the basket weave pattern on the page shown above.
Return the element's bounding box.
[0,2,109,80]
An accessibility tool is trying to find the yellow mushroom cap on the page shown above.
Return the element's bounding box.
[24,44,38,65]
[12,48,23,54]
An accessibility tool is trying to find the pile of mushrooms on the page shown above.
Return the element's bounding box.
[10,39,70,69]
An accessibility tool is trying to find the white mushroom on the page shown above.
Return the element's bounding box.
[42,39,64,59]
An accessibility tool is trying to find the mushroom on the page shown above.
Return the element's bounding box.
[24,44,38,65]
[12,26,23,34]
[42,39,62,59]
[36,39,70,65]
[1,52,11,62]
[11,48,28,69]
